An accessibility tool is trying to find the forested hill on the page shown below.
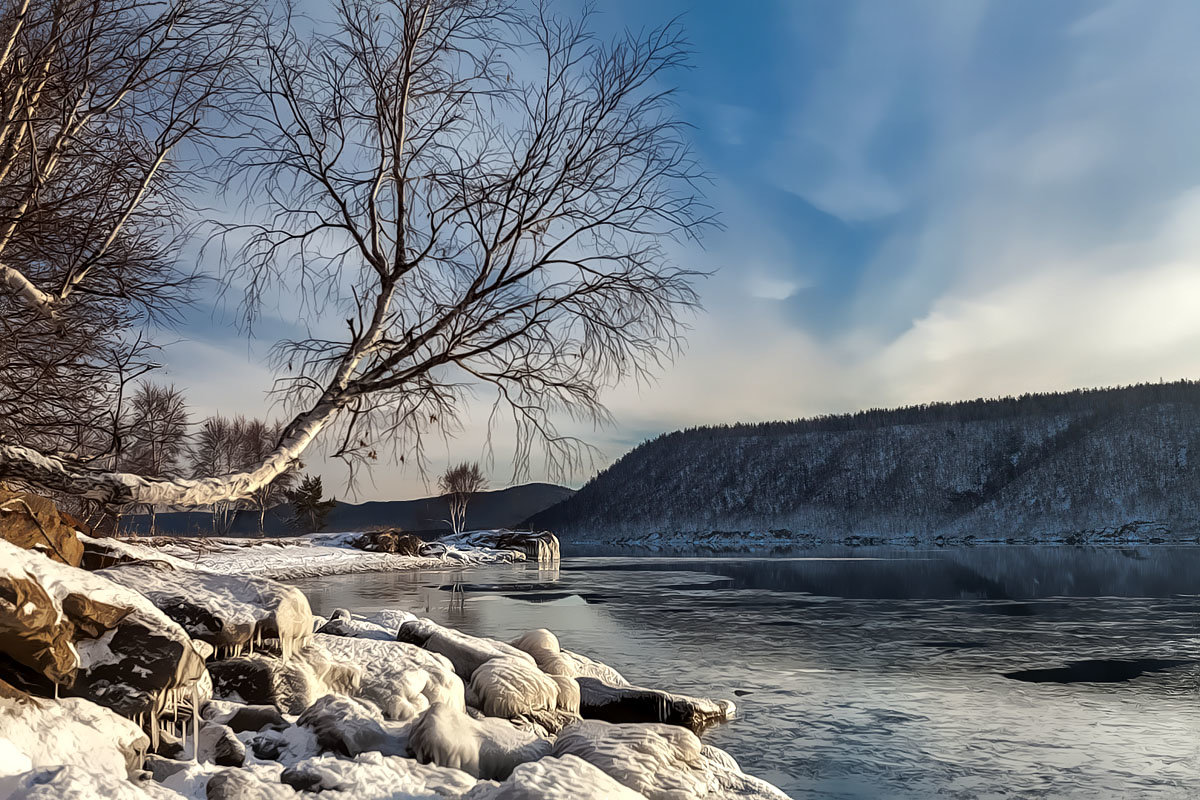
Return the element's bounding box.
[527,381,1200,542]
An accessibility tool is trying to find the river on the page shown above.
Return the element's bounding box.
[289,545,1200,799]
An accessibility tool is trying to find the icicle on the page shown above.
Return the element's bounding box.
[53,682,59,700]
[149,702,160,752]
[192,681,201,763]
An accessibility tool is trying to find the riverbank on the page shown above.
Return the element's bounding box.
[0,508,790,800]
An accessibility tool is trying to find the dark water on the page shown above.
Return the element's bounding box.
[290,546,1200,799]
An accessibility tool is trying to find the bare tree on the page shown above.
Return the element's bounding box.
[236,418,298,533]
[439,461,487,534]
[0,0,250,484]
[0,0,711,508]
[119,382,190,534]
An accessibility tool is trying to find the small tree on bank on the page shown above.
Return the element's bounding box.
[439,462,488,534]
[287,474,335,533]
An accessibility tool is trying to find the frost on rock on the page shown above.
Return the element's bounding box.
[0,540,207,721]
[315,633,463,721]
[279,751,478,799]
[0,684,149,781]
[99,562,314,660]
[552,719,791,800]
[462,754,648,800]
[406,702,551,781]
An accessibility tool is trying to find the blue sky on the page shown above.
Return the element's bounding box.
[164,0,1200,499]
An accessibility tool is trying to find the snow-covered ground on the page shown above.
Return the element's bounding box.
[132,532,524,580]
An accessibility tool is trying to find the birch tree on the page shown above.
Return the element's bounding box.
[0,0,711,507]
[439,461,487,534]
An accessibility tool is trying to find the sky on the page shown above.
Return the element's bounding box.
[162,0,1200,500]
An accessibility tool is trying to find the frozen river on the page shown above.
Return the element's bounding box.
[290,546,1200,799]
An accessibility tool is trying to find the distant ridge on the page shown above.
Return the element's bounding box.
[527,380,1200,542]
[125,482,574,537]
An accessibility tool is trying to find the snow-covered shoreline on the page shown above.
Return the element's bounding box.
[2,516,791,799]
[133,532,526,581]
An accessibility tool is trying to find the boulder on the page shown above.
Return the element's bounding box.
[397,618,536,680]
[315,633,463,721]
[462,754,648,800]
[467,656,560,719]
[296,694,409,757]
[348,530,427,556]
[0,485,83,567]
[0,677,150,781]
[221,704,288,733]
[408,701,552,781]
[278,751,478,797]
[205,768,299,800]
[576,677,733,733]
[198,721,246,766]
[552,719,790,800]
[208,643,360,715]
[0,539,207,719]
[316,608,411,641]
[100,561,314,660]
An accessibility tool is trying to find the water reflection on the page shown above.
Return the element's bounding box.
[290,546,1200,799]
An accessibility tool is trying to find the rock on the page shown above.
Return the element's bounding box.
[468,656,561,719]
[100,561,314,660]
[576,677,734,733]
[0,539,207,719]
[8,765,183,800]
[397,618,536,679]
[561,649,630,687]
[408,701,552,780]
[509,630,581,713]
[151,729,185,759]
[0,485,83,566]
[315,633,463,721]
[296,694,408,757]
[205,768,299,800]
[223,704,288,733]
[316,609,405,641]
[208,643,360,715]
[438,530,560,565]
[462,754,648,800]
[199,721,246,766]
[348,530,426,556]
[144,753,190,782]
[249,724,320,765]
[0,677,149,781]
[281,751,478,797]
[552,719,790,800]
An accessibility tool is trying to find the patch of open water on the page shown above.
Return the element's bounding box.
[290,545,1200,799]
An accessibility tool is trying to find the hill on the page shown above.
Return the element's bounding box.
[125,482,574,537]
[526,381,1200,543]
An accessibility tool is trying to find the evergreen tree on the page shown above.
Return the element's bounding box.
[287,475,336,533]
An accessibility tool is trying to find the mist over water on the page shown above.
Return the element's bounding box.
[291,546,1200,799]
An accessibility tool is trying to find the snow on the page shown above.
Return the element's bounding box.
[137,534,524,581]
[407,702,551,781]
[4,766,185,800]
[277,751,479,799]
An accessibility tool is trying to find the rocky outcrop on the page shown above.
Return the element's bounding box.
[100,561,314,660]
[438,530,561,565]
[0,484,83,566]
[0,539,207,719]
[348,530,428,556]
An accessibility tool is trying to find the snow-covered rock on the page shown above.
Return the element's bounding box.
[0,539,207,720]
[208,642,360,715]
[398,618,536,679]
[4,765,183,800]
[295,694,408,757]
[0,683,148,781]
[99,562,314,660]
[316,608,410,641]
[437,530,560,565]
[407,702,551,780]
[203,768,298,800]
[467,656,561,719]
[462,754,648,800]
[315,633,463,721]
[552,719,790,800]
[278,751,478,798]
